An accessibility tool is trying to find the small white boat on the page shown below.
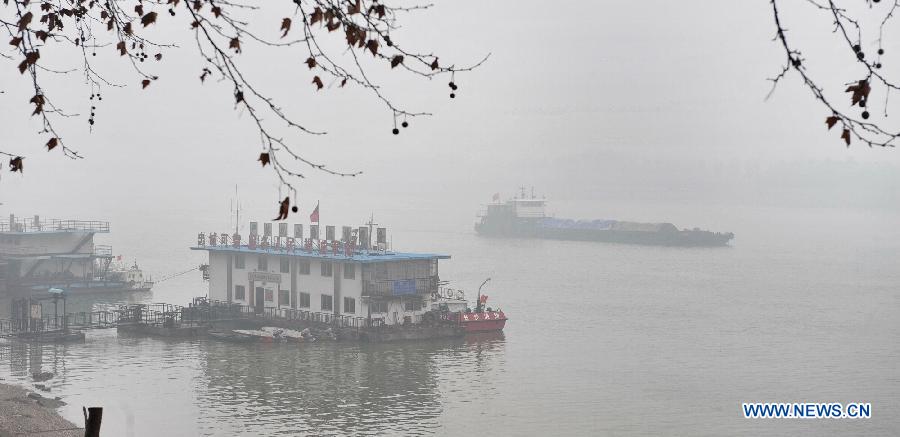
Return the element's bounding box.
[261,326,312,342]
[232,329,274,338]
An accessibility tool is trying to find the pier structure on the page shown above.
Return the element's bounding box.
[0,297,464,342]
[0,214,120,295]
[193,219,451,328]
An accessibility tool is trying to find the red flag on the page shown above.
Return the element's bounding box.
[309,202,319,223]
[492,193,500,202]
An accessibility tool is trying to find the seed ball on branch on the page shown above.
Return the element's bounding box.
[862,111,870,119]
[401,121,408,128]
[450,93,456,98]
[853,44,861,52]
[291,206,298,213]
[878,48,884,55]
[392,128,399,135]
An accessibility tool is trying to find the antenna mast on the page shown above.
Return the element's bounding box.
[365,213,378,249]
[231,185,242,235]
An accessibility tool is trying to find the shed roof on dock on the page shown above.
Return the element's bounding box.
[190,245,450,263]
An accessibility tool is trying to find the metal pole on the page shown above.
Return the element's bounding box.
[477,277,491,313]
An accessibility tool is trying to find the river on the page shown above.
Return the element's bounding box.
[0,205,898,436]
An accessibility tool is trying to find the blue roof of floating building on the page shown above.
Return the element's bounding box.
[190,244,450,264]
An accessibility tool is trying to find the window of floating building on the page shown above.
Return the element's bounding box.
[404,299,422,311]
[265,289,274,302]
[257,256,268,271]
[280,258,290,274]
[235,285,245,300]
[320,261,333,277]
[279,289,290,306]
[299,292,311,308]
[343,263,355,280]
[234,255,245,269]
[344,297,356,314]
[298,260,311,275]
[370,301,388,313]
[321,294,333,311]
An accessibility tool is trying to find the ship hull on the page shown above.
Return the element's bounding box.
[455,311,507,332]
[475,220,733,247]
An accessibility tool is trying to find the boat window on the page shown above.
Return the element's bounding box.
[279,289,289,306]
[257,256,268,271]
[321,294,333,311]
[343,297,356,314]
[320,261,333,277]
[298,292,310,308]
[234,255,245,269]
[234,285,245,301]
[370,301,388,313]
[404,299,422,311]
[298,260,310,275]
[279,258,290,273]
[343,263,355,280]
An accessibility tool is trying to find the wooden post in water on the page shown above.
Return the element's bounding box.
[83,406,103,437]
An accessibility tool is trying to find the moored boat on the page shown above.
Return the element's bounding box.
[429,278,508,333]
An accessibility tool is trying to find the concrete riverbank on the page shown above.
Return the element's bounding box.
[0,382,79,437]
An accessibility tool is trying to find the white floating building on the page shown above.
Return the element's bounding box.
[192,221,452,326]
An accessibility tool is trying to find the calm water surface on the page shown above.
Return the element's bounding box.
[0,206,898,436]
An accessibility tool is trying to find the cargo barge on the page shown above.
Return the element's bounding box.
[475,190,734,247]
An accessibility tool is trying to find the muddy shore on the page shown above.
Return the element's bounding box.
[0,382,80,437]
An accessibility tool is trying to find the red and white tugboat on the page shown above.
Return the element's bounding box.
[433,278,507,333]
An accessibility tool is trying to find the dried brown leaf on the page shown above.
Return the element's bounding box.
[141,12,158,27]
[18,12,33,32]
[280,18,291,38]
[9,157,23,173]
[310,7,323,25]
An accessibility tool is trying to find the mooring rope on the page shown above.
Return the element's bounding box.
[155,266,200,284]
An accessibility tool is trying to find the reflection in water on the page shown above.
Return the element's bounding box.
[196,337,506,436]
[0,331,506,436]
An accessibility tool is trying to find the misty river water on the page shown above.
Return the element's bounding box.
[0,206,898,436]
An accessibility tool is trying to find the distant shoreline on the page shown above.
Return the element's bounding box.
[0,382,80,437]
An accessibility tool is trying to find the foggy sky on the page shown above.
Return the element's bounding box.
[1,0,899,234]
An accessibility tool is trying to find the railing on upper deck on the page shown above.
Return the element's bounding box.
[0,218,110,233]
[187,298,369,329]
[93,245,113,257]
